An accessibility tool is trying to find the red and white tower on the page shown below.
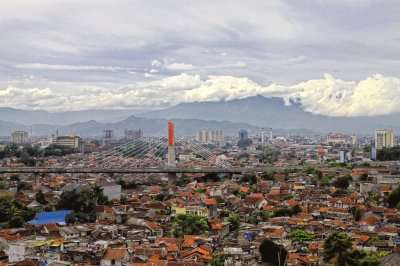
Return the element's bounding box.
[167,121,176,167]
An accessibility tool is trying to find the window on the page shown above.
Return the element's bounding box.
[111,259,115,265]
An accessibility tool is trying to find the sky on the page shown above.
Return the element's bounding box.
[0,0,399,116]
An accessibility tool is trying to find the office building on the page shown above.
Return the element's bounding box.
[375,129,394,149]
[327,133,347,144]
[125,129,143,141]
[53,134,82,149]
[102,130,114,147]
[238,130,249,141]
[11,131,29,144]
[197,130,224,143]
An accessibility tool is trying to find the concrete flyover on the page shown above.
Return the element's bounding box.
[0,166,307,175]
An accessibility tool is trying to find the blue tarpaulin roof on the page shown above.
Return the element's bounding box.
[28,210,73,225]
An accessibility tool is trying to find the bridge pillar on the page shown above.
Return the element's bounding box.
[168,172,178,185]
[167,121,176,167]
[34,173,40,188]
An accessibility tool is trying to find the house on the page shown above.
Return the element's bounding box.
[202,198,218,218]
[242,197,268,209]
[101,248,129,266]
[96,180,122,201]
[59,227,79,239]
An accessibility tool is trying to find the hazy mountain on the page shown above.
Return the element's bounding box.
[0,116,257,137]
[142,95,400,133]
[0,107,153,125]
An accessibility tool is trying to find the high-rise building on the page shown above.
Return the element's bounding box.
[125,129,143,141]
[375,129,394,149]
[239,130,249,141]
[11,131,29,144]
[197,130,224,143]
[102,130,114,147]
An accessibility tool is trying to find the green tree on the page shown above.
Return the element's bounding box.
[35,190,48,205]
[10,175,20,182]
[259,238,288,266]
[209,254,224,266]
[387,185,400,208]
[350,206,362,221]
[172,214,209,238]
[9,215,24,228]
[17,181,32,191]
[0,182,6,190]
[287,229,315,242]
[227,213,240,231]
[334,175,352,189]
[291,204,302,215]
[323,231,353,265]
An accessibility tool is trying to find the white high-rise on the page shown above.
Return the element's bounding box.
[375,129,394,149]
[11,131,28,143]
[197,130,224,143]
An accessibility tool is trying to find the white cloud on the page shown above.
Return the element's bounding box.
[164,62,196,71]
[1,73,400,116]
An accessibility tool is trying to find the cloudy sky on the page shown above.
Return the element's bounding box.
[0,0,399,116]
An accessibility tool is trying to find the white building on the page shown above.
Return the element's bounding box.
[11,131,28,144]
[96,180,122,201]
[375,129,394,149]
[197,130,224,143]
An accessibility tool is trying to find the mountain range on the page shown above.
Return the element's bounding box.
[0,95,399,137]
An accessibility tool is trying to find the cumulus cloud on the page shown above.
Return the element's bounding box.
[164,62,196,71]
[1,73,400,116]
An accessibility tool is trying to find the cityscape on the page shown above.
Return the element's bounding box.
[1,1,400,266]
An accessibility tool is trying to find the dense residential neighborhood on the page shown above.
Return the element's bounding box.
[0,130,400,265]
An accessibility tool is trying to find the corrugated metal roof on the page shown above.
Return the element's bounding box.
[28,210,73,225]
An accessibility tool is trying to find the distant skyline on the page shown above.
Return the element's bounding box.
[0,1,400,116]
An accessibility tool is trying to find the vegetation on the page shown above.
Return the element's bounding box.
[334,175,352,189]
[386,185,400,208]
[43,144,77,157]
[377,147,400,161]
[35,190,48,205]
[227,213,240,231]
[172,214,209,238]
[323,231,353,265]
[259,238,288,266]
[57,187,108,223]
[209,255,224,266]
[173,174,191,186]
[258,148,281,164]
[239,173,257,185]
[322,231,379,265]
[0,195,35,228]
[287,229,315,242]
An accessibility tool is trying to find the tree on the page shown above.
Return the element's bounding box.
[10,175,20,182]
[259,238,288,266]
[387,186,400,208]
[9,215,24,228]
[334,175,352,189]
[172,214,209,238]
[35,190,48,205]
[287,229,315,242]
[291,204,302,215]
[350,206,362,221]
[323,231,353,265]
[227,213,240,231]
[209,254,224,266]
[0,182,6,190]
[17,181,32,191]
